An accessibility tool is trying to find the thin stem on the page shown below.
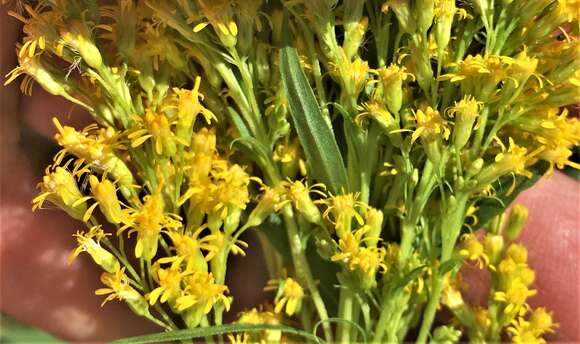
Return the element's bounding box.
[416,275,445,344]
[337,288,354,343]
[281,206,333,342]
[416,192,470,343]
[153,304,178,330]
[372,290,394,343]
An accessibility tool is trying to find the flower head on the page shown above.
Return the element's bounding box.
[95,267,151,317]
[322,193,366,238]
[32,165,87,221]
[265,278,304,316]
[459,233,489,269]
[148,257,189,306]
[119,192,182,260]
[176,271,230,327]
[69,226,120,273]
[447,95,482,149]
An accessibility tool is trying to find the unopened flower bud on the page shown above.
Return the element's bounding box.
[386,0,416,33]
[364,208,383,247]
[344,17,368,60]
[484,234,504,265]
[60,21,103,69]
[504,204,528,241]
[467,158,484,178]
[432,325,462,344]
[224,207,242,234]
[89,175,125,224]
[434,0,456,52]
[414,0,435,33]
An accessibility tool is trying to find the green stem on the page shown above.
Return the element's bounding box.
[416,193,470,343]
[416,274,445,344]
[372,294,393,343]
[398,159,436,265]
[281,206,333,342]
[200,316,216,344]
[337,288,354,343]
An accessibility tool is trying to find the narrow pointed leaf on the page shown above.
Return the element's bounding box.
[111,323,323,344]
[279,46,348,194]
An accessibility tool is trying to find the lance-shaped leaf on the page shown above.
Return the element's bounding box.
[279,46,349,194]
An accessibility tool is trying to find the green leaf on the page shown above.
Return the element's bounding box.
[227,106,251,138]
[111,323,323,344]
[392,265,427,293]
[439,258,461,276]
[279,25,349,194]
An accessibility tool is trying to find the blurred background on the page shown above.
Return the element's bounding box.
[0,2,578,343]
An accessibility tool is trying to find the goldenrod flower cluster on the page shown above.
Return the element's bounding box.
[5,0,578,342]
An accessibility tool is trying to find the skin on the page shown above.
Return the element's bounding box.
[1,9,578,343]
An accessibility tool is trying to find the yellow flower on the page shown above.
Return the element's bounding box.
[506,243,528,265]
[84,175,126,224]
[374,64,413,113]
[265,278,304,316]
[176,271,230,327]
[52,119,135,188]
[230,307,282,344]
[439,54,509,99]
[194,0,238,47]
[172,77,216,125]
[69,226,120,273]
[476,138,535,188]
[356,102,401,146]
[119,192,182,260]
[505,49,539,88]
[447,95,482,149]
[441,275,464,309]
[245,183,286,229]
[148,256,189,306]
[322,193,366,238]
[283,180,325,226]
[181,141,251,233]
[412,106,450,143]
[529,307,558,335]
[330,52,370,98]
[4,52,71,98]
[128,108,186,156]
[475,307,491,329]
[507,317,545,344]
[57,20,103,69]
[459,233,489,268]
[170,77,216,143]
[95,267,151,317]
[8,4,62,59]
[494,280,537,316]
[331,227,387,287]
[32,165,87,221]
[166,226,219,272]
